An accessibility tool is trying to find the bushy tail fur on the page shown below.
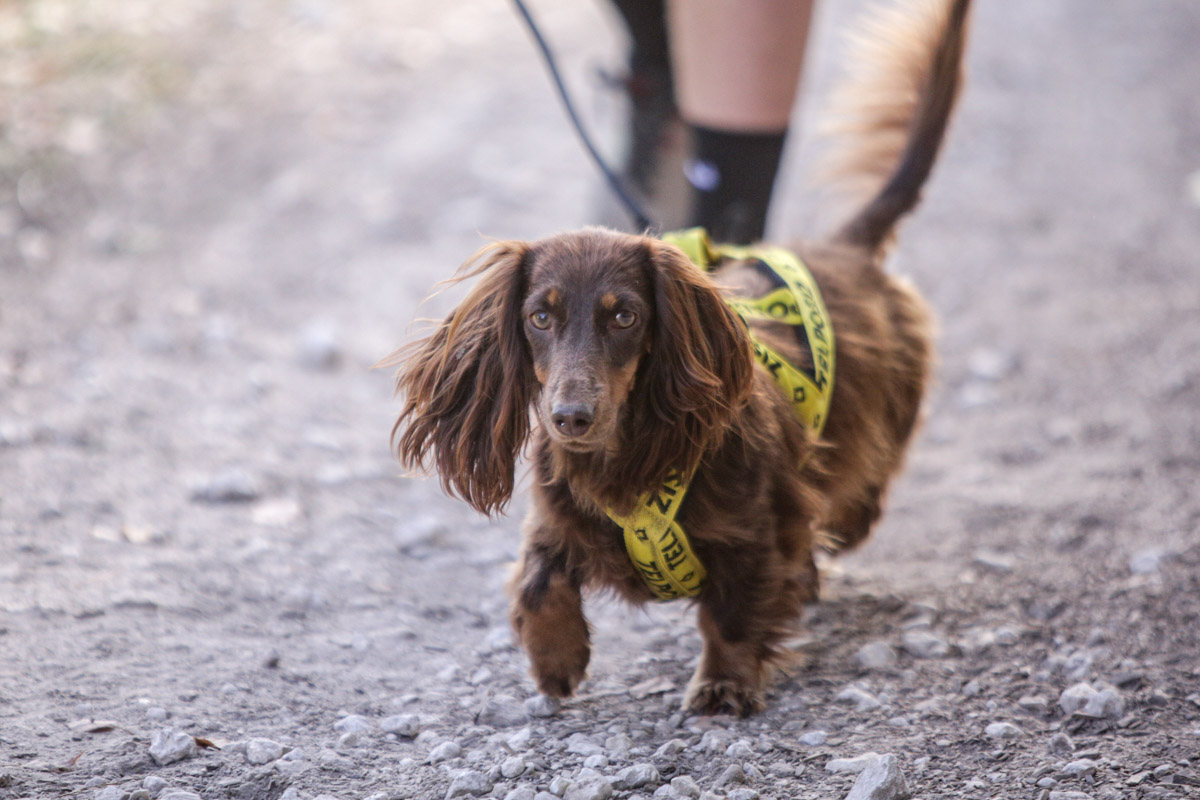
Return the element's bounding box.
[822,0,971,252]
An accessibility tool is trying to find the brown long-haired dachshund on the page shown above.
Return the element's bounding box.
[387,0,970,715]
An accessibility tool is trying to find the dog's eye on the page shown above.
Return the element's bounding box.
[529,311,552,330]
[613,310,637,329]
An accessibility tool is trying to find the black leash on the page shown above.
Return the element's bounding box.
[510,0,654,232]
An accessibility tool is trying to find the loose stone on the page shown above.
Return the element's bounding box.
[149,728,197,766]
[985,722,1024,739]
[446,769,493,798]
[381,714,421,737]
[653,739,687,759]
[827,753,884,774]
[564,778,613,800]
[698,730,733,753]
[1061,760,1097,779]
[245,738,285,765]
[333,714,374,734]
[526,695,561,718]
[836,685,883,712]
[902,630,951,658]
[727,790,760,800]
[725,740,754,759]
[430,741,464,763]
[845,754,911,800]
[479,695,529,728]
[669,775,701,798]
[799,730,828,746]
[1047,733,1074,756]
[566,733,606,757]
[501,756,528,779]
[613,763,660,790]
[853,641,898,670]
[715,764,746,787]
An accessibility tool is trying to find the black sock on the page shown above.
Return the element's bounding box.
[608,0,670,78]
[685,125,788,244]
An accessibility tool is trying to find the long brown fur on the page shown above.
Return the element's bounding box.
[387,0,970,715]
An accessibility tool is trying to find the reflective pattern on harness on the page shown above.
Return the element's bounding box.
[607,228,837,600]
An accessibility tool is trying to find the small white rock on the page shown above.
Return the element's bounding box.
[429,741,463,763]
[669,775,701,798]
[836,685,883,712]
[984,722,1023,740]
[654,739,686,759]
[381,713,421,737]
[1058,683,1097,715]
[149,728,197,766]
[853,641,898,671]
[902,630,951,659]
[446,769,493,798]
[799,730,828,746]
[1080,687,1124,719]
[1129,547,1168,575]
[333,714,374,734]
[507,727,534,751]
[613,763,659,790]
[564,778,612,800]
[479,695,529,728]
[525,695,561,718]
[501,756,528,779]
[826,753,883,774]
[727,790,760,800]
[566,733,605,757]
[698,729,733,753]
[845,754,911,800]
[245,738,285,765]
[1061,759,1097,779]
[725,740,755,759]
[715,764,746,787]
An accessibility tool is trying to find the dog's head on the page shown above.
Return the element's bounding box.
[390,228,753,515]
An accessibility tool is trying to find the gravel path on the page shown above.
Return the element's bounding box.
[2,1,1198,799]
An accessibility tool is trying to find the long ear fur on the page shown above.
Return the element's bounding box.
[624,241,754,489]
[387,242,534,516]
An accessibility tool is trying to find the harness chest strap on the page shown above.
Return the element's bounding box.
[607,228,836,600]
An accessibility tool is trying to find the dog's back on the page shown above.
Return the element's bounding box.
[718,0,970,551]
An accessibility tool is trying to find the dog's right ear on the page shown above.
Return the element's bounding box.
[385,241,534,516]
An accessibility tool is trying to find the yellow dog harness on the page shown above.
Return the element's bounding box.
[606,228,836,600]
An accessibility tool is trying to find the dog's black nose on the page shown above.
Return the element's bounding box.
[551,403,594,437]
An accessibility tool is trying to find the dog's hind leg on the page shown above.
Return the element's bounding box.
[686,604,771,717]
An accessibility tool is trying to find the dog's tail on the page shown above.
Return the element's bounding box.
[821,0,971,253]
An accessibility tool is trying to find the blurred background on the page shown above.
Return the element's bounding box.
[1,0,1199,796]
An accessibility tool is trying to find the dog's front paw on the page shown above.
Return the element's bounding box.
[513,607,590,698]
[684,676,766,717]
[527,636,590,698]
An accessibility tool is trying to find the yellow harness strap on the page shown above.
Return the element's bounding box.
[607,228,836,600]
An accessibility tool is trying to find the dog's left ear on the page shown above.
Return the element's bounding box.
[627,240,754,485]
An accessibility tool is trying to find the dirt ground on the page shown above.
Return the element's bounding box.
[1,1,1199,799]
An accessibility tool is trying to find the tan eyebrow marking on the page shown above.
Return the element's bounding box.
[600,293,618,310]
[546,289,561,307]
